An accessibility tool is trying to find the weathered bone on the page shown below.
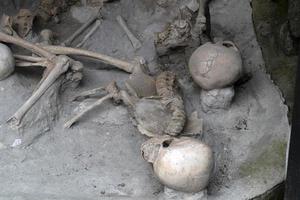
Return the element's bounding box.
[41,45,135,73]
[14,54,47,63]
[76,19,101,48]
[62,11,101,46]
[116,15,142,50]
[7,55,70,126]
[72,86,105,101]
[64,93,113,128]
[191,0,209,43]
[0,32,54,59]
[64,82,121,128]
[15,61,49,67]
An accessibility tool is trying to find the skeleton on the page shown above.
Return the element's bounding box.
[64,70,186,137]
[116,15,142,50]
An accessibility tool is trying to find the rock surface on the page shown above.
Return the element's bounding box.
[0,0,290,199]
[200,87,235,112]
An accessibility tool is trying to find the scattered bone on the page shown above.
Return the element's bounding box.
[72,86,105,101]
[64,70,186,138]
[64,82,122,128]
[42,45,136,73]
[14,54,47,63]
[116,15,142,50]
[76,19,101,48]
[0,32,81,127]
[8,55,70,126]
[191,0,209,44]
[0,32,54,59]
[62,10,101,46]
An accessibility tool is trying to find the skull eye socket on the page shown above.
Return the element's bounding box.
[162,139,173,148]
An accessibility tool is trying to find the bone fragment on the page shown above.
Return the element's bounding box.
[14,54,47,63]
[76,19,101,48]
[15,61,48,67]
[42,45,135,73]
[64,93,113,128]
[116,15,142,50]
[62,11,100,46]
[7,56,70,127]
[72,86,106,101]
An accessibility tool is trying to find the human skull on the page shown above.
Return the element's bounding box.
[141,136,214,193]
[0,43,15,80]
[189,41,242,90]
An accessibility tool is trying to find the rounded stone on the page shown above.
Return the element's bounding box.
[189,41,242,90]
[0,43,15,80]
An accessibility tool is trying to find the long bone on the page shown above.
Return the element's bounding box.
[8,56,70,126]
[41,45,136,73]
[62,11,101,46]
[116,15,142,50]
[64,81,133,128]
[76,19,101,48]
[0,32,71,126]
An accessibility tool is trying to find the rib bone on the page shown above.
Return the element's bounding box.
[116,15,142,50]
[7,55,70,126]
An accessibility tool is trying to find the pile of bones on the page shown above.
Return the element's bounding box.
[0,0,244,196]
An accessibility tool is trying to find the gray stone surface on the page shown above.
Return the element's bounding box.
[0,0,290,199]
